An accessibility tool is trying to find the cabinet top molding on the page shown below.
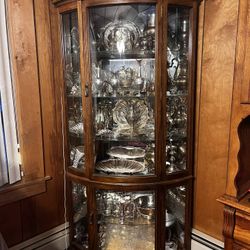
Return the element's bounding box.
[52,0,201,7]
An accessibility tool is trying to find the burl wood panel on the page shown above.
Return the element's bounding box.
[193,0,239,240]
[6,0,44,181]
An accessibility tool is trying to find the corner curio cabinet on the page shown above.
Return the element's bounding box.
[52,0,198,249]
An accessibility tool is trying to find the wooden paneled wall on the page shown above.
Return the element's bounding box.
[193,0,239,241]
[0,0,64,247]
[0,0,243,247]
[226,0,250,198]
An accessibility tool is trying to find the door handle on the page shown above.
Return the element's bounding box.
[85,83,89,97]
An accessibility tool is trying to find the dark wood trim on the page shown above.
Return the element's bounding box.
[77,1,89,178]
[154,0,164,178]
[80,1,93,179]
[187,1,198,178]
[161,0,168,179]
[67,172,193,188]
[0,177,51,207]
[85,0,157,8]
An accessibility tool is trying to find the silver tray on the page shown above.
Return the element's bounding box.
[96,159,145,174]
[102,20,140,52]
[107,146,145,159]
[113,99,148,135]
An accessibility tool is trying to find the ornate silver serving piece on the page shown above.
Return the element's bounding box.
[102,20,141,53]
[96,159,145,174]
[107,146,145,159]
[113,99,149,136]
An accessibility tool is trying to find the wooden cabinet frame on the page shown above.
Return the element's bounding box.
[51,0,199,249]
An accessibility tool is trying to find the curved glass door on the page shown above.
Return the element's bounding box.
[71,182,89,248]
[89,4,156,177]
[96,189,155,249]
[62,11,85,172]
[165,185,187,249]
[166,6,191,174]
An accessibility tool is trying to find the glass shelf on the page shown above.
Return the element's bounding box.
[94,50,155,60]
[93,95,155,99]
[95,135,154,142]
[67,94,82,99]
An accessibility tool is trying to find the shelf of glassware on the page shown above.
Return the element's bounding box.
[165,184,188,250]
[92,57,155,99]
[71,181,89,249]
[96,189,156,250]
[68,179,190,250]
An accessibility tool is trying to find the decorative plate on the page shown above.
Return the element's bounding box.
[102,20,140,52]
[70,146,85,168]
[95,159,145,174]
[107,146,145,159]
[113,99,148,135]
[69,122,84,135]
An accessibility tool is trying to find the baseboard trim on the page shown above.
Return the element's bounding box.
[191,229,224,250]
[9,224,224,250]
[10,223,69,250]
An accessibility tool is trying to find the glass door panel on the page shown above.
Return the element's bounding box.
[165,185,186,250]
[96,189,155,250]
[71,182,88,248]
[166,7,191,174]
[62,11,85,172]
[89,4,156,177]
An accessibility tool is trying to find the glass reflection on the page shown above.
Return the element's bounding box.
[72,182,88,248]
[166,7,190,174]
[89,4,156,176]
[96,189,155,250]
[165,185,186,249]
[62,11,85,171]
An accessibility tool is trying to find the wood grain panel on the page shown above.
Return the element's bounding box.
[240,1,250,103]
[193,0,239,240]
[226,0,250,197]
[0,202,22,247]
[0,0,65,245]
[22,0,65,240]
[6,0,44,181]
